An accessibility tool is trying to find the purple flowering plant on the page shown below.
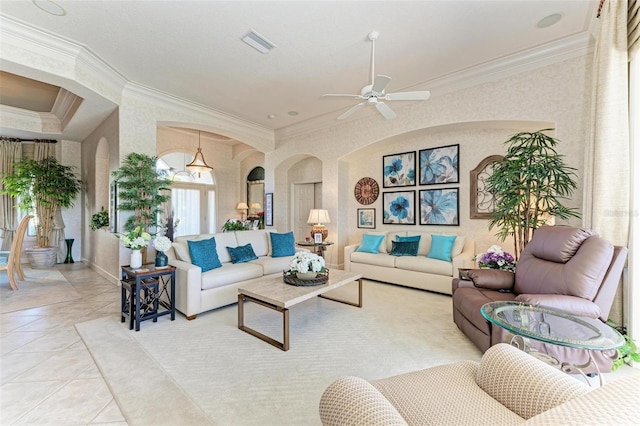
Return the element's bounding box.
[474,245,516,272]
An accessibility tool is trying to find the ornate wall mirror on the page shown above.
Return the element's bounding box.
[470,155,503,219]
[247,166,265,218]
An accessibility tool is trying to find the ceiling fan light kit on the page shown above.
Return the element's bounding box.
[323,30,430,121]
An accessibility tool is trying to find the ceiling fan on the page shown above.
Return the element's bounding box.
[323,31,431,121]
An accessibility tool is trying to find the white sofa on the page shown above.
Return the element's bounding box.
[166,230,300,319]
[344,231,475,295]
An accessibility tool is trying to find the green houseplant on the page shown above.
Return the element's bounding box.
[606,320,640,371]
[89,209,110,231]
[111,153,171,233]
[2,156,83,267]
[486,129,580,259]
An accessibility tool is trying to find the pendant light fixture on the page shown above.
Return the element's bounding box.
[186,130,213,175]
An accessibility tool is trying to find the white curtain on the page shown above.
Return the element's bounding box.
[0,139,22,250]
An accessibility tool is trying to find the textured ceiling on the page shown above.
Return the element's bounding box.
[0,0,597,140]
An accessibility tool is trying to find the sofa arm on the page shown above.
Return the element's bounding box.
[319,376,408,426]
[452,238,475,271]
[476,344,591,420]
[344,244,359,272]
[467,269,515,290]
[168,258,202,319]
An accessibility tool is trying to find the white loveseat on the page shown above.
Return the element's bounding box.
[344,231,475,295]
[166,230,300,319]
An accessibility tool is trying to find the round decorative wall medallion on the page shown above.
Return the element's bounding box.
[354,177,380,205]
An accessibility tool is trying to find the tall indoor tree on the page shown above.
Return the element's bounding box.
[486,129,580,259]
[112,152,171,233]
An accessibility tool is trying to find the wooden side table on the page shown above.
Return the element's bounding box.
[121,264,176,331]
[295,241,334,258]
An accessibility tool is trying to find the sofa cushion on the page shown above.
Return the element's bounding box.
[357,234,385,254]
[210,232,238,264]
[172,241,191,262]
[188,237,222,272]
[251,255,296,275]
[350,252,397,268]
[227,243,258,264]
[390,240,419,256]
[364,231,393,253]
[468,269,515,290]
[395,256,452,276]
[201,263,263,290]
[445,235,466,258]
[270,232,295,257]
[427,235,457,261]
[514,294,602,318]
[236,230,269,257]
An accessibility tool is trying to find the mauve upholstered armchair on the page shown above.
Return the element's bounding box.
[451,225,627,373]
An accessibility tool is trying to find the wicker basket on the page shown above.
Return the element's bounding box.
[283,269,329,286]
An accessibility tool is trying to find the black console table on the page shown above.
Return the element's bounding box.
[121,264,176,331]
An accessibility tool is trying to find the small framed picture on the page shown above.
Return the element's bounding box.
[382,190,416,225]
[314,233,323,244]
[357,208,376,229]
[265,193,273,226]
[252,219,260,229]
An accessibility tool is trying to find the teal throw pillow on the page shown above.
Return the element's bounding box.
[227,244,258,264]
[397,235,421,243]
[188,237,222,272]
[270,232,295,257]
[427,235,457,262]
[390,240,419,256]
[356,234,385,253]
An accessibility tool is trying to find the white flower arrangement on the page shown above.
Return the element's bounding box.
[289,251,326,274]
[153,235,172,252]
[117,226,151,251]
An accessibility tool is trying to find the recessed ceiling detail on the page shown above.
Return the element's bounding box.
[0,71,60,112]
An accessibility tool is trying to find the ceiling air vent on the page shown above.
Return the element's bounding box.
[242,29,276,54]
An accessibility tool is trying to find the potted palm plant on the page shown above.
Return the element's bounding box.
[2,156,83,268]
[486,129,580,259]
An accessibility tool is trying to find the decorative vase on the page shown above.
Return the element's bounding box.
[296,271,317,280]
[64,238,75,264]
[130,249,143,269]
[155,251,168,268]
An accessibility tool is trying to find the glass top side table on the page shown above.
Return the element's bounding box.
[296,241,334,258]
[481,301,624,386]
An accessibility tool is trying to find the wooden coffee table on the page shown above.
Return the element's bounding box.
[238,270,363,351]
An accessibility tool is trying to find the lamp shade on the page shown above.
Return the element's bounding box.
[236,202,249,210]
[307,209,331,224]
[186,131,213,174]
[251,203,261,210]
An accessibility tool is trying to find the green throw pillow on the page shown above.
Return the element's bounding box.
[270,232,295,257]
[390,240,419,256]
[427,235,457,262]
[227,244,258,264]
[187,237,222,272]
[397,235,421,243]
[356,234,385,253]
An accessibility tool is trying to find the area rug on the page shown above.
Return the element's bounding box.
[77,280,481,425]
[0,267,81,313]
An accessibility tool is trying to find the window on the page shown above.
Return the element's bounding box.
[157,153,216,236]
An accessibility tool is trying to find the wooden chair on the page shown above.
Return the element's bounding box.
[0,215,32,290]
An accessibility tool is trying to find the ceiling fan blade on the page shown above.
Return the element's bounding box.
[371,75,391,94]
[375,101,396,120]
[322,93,363,99]
[338,102,366,120]
[384,90,431,101]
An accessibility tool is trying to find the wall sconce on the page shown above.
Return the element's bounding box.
[307,209,331,241]
[236,202,249,221]
[186,130,213,176]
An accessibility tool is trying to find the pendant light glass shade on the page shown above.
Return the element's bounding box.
[186,131,213,174]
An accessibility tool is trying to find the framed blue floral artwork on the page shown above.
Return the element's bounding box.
[419,188,459,226]
[383,190,415,225]
[382,151,416,188]
[419,144,459,185]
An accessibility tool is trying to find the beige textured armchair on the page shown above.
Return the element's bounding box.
[451,226,627,372]
[319,343,640,426]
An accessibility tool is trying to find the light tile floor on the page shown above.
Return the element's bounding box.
[1,263,128,425]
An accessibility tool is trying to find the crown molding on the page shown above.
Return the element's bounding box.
[0,104,61,135]
[123,82,275,152]
[276,31,595,141]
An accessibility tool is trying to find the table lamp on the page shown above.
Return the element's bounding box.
[307,209,330,241]
[236,202,249,221]
[251,203,261,215]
